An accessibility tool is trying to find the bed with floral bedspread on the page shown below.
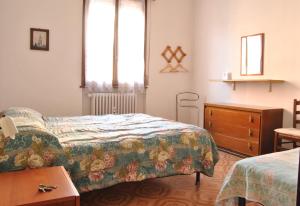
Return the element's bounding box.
[0,107,219,193]
[216,148,299,206]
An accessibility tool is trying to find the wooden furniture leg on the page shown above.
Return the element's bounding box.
[293,141,297,148]
[238,197,246,206]
[195,172,200,185]
[274,132,278,152]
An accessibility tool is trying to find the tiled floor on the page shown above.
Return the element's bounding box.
[81,151,258,206]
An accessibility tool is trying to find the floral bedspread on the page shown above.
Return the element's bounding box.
[216,148,299,206]
[0,108,219,193]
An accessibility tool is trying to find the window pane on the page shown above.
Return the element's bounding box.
[118,0,145,85]
[86,0,115,85]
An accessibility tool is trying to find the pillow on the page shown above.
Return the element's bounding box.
[3,107,43,118]
[1,107,45,130]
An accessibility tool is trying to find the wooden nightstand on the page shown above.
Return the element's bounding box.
[0,166,80,206]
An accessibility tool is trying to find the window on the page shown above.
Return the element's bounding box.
[82,0,148,92]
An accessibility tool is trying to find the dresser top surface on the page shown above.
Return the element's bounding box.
[205,102,283,112]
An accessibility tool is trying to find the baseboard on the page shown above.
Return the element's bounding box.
[218,148,249,158]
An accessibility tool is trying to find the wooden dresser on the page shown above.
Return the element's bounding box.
[204,103,283,156]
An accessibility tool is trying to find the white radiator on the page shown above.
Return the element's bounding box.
[88,93,137,115]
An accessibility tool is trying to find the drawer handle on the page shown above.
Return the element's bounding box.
[209,110,213,116]
[248,128,253,137]
[249,115,254,123]
[248,142,253,151]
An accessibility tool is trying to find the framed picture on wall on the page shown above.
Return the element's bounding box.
[30,28,49,51]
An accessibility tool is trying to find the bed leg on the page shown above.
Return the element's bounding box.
[195,172,200,185]
[238,197,246,206]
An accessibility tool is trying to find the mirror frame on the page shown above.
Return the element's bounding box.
[240,33,265,76]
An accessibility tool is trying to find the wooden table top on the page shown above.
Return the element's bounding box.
[0,166,79,206]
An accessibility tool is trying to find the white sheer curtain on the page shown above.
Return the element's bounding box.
[85,0,146,93]
[118,0,145,91]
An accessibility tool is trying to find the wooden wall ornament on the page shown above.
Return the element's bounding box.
[160,45,187,73]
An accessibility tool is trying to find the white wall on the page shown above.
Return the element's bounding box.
[0,0,83,116]
[0,0,195,121]
[192,0,300,127]
[146,0,194,121]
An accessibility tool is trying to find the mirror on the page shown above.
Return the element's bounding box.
[241,33,264,76]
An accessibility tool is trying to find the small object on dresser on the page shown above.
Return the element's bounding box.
[222,72,232,80]
[38,184,58,193]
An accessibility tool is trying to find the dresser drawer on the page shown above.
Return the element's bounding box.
[212,132,259,156]
[205,107,261,129]
[204,119,260,141]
